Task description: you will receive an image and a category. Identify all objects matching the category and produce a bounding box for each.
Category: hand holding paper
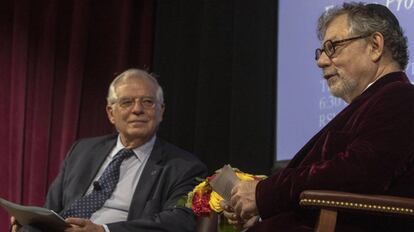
[230,180,259,220]
[182,165,265,231]
[208,165,260,219]
[209,165,262,230]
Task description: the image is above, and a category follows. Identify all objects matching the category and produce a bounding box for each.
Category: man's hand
[221,201,244,229]
[230,180,259,220]
[64,218,104,232]
[221,200,259,230]
[11,216,21,232]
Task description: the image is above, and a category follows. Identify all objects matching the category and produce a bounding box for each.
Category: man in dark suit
[223,3,414,232]
[13,69,207,232]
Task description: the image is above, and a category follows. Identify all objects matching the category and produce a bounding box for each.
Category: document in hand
[208,165,257,232]
[0,197,70,231]
[209,164,240,201]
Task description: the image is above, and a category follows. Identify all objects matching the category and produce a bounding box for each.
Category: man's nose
[131,100,144,113]
[316,51,331,68]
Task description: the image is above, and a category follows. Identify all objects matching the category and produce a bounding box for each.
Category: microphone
[93,181,102,191]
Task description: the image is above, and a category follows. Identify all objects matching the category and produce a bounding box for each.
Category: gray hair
[107,68,164,105]
[317,2,409,69]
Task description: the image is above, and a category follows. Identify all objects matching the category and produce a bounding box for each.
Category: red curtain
[0,0,154,229]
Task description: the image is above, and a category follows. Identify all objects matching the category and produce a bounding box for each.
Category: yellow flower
[209,191,224,213]
[193,180,211,194]
[235,172,255,181]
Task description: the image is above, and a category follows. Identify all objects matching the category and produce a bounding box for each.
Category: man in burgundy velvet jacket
[223,3,414,232]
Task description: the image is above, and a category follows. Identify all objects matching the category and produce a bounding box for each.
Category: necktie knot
[114,149,134,161]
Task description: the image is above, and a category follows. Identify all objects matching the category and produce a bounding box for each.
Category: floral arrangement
[184,167,266,217]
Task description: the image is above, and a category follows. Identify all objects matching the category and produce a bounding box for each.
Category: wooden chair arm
[300,190,414,216]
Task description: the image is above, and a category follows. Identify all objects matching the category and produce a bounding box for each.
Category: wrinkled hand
[221,201,244,229]
[230,180,259,220]
[11,217,21,232]
[64,218,104,232]
[221,200,259,230]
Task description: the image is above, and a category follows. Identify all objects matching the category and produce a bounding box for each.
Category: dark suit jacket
[250,72,414,232]
[25,135,207,232]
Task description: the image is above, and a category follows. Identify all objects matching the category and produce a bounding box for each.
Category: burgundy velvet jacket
[251,72,414,232]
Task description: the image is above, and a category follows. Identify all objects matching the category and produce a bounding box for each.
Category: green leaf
[176,196,188,207]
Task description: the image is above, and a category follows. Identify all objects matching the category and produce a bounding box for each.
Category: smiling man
[13,69,207,232]
[222,3,414,232]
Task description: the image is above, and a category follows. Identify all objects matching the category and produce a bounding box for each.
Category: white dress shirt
[87,135,155,230]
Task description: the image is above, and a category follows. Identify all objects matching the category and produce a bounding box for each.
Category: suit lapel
[78,136,117,196]
[128,138,164,219]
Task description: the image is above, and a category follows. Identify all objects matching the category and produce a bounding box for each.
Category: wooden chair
[299,190,414,232]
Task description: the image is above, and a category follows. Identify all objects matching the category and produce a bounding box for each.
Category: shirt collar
[111,135,156,162]
[362,74,387,93]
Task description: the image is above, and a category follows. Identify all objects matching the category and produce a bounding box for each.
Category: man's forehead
[323,14,350,41]
[116,80,156,94]
[117,77,156,88]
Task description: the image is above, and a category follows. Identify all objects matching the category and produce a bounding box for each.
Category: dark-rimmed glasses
[315,35,369,60]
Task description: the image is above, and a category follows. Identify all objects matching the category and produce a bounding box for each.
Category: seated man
[223,3,414,232]
[13,69,207,232]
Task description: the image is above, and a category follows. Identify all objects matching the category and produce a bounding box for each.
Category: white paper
[0,197,69,231]
[209,165,240,201]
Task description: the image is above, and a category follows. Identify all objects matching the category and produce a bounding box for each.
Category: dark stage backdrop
[0,0,276,229]
[153,0,276,174]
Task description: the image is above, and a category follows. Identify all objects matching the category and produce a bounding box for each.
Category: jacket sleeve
[44,141,79,212]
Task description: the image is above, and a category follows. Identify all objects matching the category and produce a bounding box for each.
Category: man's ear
[369,32,385,62]
[106,105,116,124]
[159,103,165,122]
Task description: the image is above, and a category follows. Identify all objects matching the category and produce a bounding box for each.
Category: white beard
[327,75,357,102]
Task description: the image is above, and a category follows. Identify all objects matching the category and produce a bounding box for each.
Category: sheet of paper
[209,164,240,201]
[0,197,69,231]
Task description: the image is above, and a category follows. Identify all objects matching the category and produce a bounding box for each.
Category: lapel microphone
[93,181,102,191]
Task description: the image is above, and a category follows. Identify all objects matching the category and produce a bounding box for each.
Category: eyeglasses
[115,97,157,109]
[315,35,369,60]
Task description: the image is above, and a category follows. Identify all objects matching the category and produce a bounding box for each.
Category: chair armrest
[299,190,414,217]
